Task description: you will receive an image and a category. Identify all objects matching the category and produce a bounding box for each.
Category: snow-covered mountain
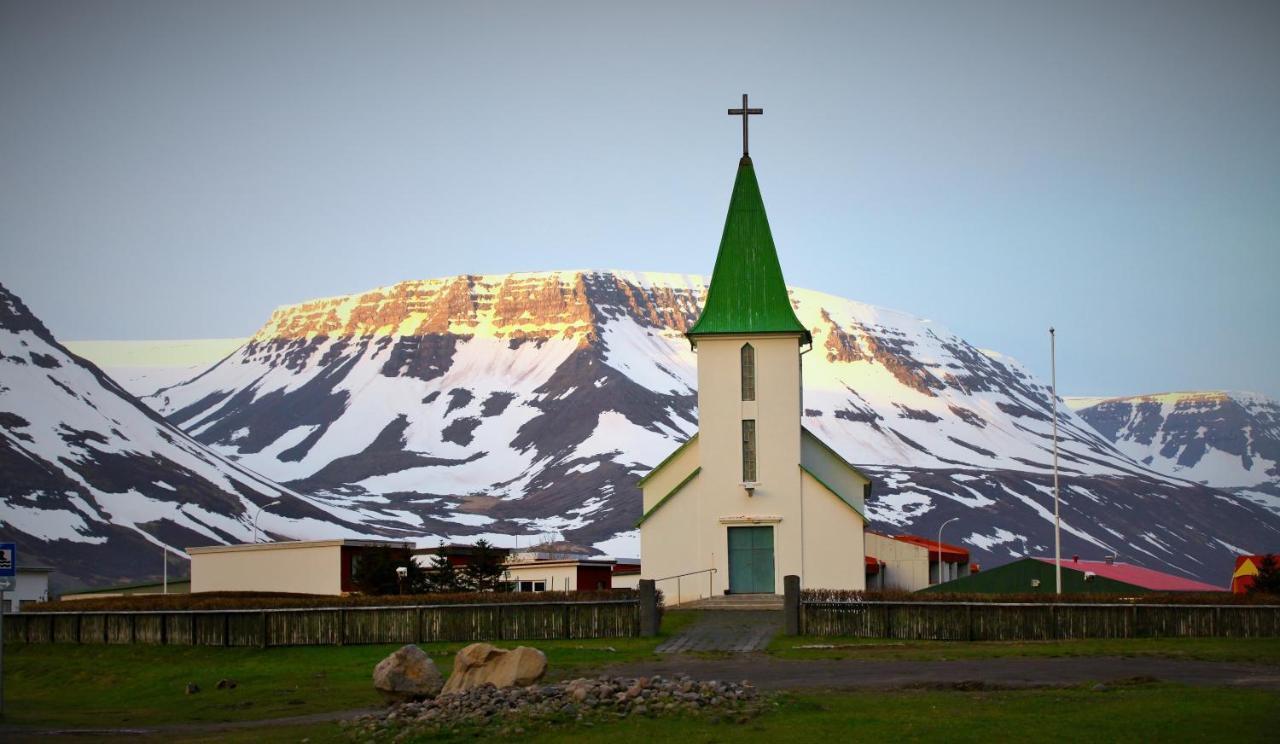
[0,284,395,590]
[1070,392,1280,516]
[137,270,1280,586]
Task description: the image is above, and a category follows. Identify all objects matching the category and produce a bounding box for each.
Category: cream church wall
[694,334,804,596]
[641,332,867,600]
[799,469,867,591]
[639,472,707,603]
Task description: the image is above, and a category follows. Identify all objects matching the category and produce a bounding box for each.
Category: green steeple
[687,156,811,345]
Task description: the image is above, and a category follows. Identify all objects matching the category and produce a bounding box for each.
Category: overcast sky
[2,1,1277,399]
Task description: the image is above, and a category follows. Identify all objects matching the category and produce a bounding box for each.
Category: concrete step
[678,594,784,611]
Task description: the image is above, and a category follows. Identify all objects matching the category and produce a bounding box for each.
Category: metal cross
[728,93,763,157]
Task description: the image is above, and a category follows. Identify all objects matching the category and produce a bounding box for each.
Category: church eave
[801,426,875,484]
[635,467,701,527]
[800,464,867,520]
[635,434,699,487]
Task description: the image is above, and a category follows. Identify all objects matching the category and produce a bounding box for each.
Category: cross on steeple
[728,93,763,157]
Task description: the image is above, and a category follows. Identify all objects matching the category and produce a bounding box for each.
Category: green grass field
[173,685,1280,744]
[2,614,1277,742]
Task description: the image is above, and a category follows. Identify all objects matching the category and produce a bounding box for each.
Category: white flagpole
[1051,327,1062,595]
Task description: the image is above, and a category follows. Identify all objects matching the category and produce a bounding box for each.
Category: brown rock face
[440,643,547,694]
[373,644,444,702]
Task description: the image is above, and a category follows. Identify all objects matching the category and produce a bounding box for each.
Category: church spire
[687,106,810,345]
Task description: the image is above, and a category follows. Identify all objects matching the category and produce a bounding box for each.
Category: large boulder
[373,644,444,703]
[440,643,547,694]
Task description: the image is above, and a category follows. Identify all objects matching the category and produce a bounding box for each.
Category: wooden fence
[799,601,1280,640]
[1,599,640,647]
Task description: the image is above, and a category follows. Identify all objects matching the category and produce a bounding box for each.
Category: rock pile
[345,673,764,738]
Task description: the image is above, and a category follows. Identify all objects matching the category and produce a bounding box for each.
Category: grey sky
[2,1,1277,398]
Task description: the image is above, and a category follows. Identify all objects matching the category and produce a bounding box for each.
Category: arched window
[740,343,756,401]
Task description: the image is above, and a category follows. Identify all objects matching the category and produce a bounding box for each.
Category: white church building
[639,110,871,603]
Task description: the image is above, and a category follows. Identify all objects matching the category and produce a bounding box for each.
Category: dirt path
[602,655,1280,691]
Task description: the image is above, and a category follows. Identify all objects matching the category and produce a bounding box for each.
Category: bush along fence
[3,598,645,647]
[783,578,1280,640]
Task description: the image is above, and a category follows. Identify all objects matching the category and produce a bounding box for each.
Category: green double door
[727,526,775,594]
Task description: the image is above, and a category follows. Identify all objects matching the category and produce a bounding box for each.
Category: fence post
[783,575,801,636]
[337,609,345,646]
[260,611,268,649]
[638,580,658,637]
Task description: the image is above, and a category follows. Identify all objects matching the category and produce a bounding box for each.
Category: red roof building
[1031,557,1222,593]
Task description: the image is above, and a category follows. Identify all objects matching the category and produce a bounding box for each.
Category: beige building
[638,149,870,604]
[865,531,971,591]
[502,557,616,593]
[189,539,414,595]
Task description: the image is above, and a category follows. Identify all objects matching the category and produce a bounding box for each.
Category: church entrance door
[727,526,775,594]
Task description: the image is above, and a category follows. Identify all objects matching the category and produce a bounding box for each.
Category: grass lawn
[0,610,696,729]
[504,685,1280,744]
[184,684,1280,743]
[768,635,1280,664]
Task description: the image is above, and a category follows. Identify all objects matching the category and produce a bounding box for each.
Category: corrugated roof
[892,534,970,561]
[687,156,810,344]
[1033,558,1223,592]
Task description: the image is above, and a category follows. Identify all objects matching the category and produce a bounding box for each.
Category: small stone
[1092,683,1108,692]
[216,678,237,690]
[185,682,200,695]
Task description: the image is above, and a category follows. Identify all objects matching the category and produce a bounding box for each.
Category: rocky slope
[138,270,1280,586]
[1070,392,1280,516]
[0,284,391,590]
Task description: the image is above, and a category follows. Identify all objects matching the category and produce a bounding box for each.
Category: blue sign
[0,544,15,577]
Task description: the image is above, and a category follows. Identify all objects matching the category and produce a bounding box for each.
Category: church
[638,98,871,602]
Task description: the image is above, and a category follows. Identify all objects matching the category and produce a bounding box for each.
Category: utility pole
[1050,327,1062,595]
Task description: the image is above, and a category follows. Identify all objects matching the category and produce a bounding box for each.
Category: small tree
[1248,553,1280,595]
[351,548,425,595]
[461,539,510,592]
[423,550,468,594]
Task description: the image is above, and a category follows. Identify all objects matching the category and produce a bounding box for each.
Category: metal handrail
[653,568,717,606]
[653,568,717,582]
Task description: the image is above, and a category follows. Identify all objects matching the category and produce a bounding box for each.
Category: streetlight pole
[1050,327,1062,595]
[252,500,281,544]
[937,517,959,585]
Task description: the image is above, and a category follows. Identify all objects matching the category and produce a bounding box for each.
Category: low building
[502,557,615,592]
[922,556,1224,595]
[2,566,53,611]
[189,539,414,595]
[412,543,512,569]
[61,578,191,601]
[612,559,641,590]
[864,532,971,591]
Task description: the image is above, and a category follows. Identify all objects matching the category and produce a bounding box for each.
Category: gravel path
[656,610,782,653]
[603,655,1280,691]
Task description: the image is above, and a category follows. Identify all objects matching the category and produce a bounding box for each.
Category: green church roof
[687,156,812,345]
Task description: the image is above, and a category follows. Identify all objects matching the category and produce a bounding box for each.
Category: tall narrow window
[741,419,757,482]
[740,343,756,401]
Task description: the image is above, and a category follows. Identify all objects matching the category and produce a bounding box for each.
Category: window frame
[740,343,756,401]
[741,418,757,482]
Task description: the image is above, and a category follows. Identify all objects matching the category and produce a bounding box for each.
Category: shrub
[28,589,639,613]
[800,588,1278,605]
